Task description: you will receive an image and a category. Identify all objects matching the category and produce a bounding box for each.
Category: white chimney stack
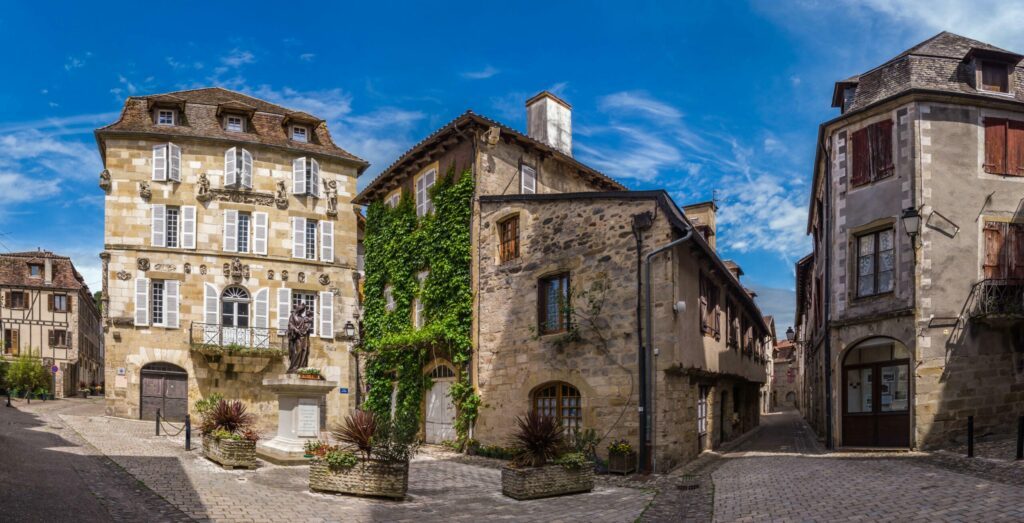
[526,91,572,156]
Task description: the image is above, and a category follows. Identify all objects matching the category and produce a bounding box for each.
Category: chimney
[682,201,718,250]
[44,257,53,285]
[526,91,572,156]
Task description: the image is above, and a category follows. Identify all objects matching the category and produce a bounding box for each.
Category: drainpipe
[641,224,693,473]
[820,133,835,450]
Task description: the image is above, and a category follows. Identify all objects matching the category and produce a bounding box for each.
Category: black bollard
[967,416,974,458]
[156,408,161,436]
[1016,416,1023,461]
[185,414,191,451]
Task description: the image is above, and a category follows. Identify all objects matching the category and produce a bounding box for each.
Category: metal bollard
[185,414,191,451]
[156,408,161,436]
[1016,416,1023,461]
[967,416,974,458]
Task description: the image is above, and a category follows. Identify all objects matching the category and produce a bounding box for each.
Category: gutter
[820,129,834,450]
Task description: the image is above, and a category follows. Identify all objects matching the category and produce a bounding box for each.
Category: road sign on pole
[51,365,59,374]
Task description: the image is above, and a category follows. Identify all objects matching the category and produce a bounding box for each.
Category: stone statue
[286,303,315,373]
[324,180,338,216]
[275,180,289,209]
[139,181,152,200]
[98,169,111,192]
[196,173,212,201]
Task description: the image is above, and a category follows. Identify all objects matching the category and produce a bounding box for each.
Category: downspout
[641,223,694,473]
[820,132,834,450]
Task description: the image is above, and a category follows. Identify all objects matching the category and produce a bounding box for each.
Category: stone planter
[78,391,89,399]
[608,451,637,475]
[309,459,409,500]
[203,434,257,469]
[299,374,322,380]
[501,463,594,500]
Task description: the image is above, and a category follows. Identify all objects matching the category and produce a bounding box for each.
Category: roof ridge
[134,87,301,116]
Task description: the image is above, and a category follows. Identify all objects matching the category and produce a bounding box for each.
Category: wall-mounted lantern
[901,207,922,241]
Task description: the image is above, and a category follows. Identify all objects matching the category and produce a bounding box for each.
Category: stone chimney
[526,91,572,156]
[682,201,718,251]
[44,257,53,285]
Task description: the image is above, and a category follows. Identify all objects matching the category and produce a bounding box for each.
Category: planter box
[608,451,637,475]
[501,463,594,500]
[203,434,257,469]
[309,459,409,500]
[299,374,322,380]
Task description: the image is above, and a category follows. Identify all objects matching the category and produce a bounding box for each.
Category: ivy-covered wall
[361,165,478,443]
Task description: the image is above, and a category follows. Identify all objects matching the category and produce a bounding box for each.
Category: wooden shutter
[292,157,306,195]
[134,278,150,326]
[204,283,218,325]
[310,159,320,197]
[241,149,253,189]
[984,118,1008,175]
[164,280,179,329]
[698,276,709,333]
[47,294,53,312]
[253,212,268,255]
[319,291,334,339]
[67,295,72,313]
[254,288,269,329]
[152,144,167,181]
[712,286,721,336]
[181,206,196,249]
[168,143,181,182]
[1008,120,1024,176]
[320,220,334,263]
[984,222,1008,279]
[292,217,306,258]
[850,128,871,187]
[223,210,238,252]
[151,204,166,247]
[224,147,237,186]
[277,287,292,332]
[871,120,894,180]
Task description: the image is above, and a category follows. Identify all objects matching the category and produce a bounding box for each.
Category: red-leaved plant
[509,410,565,468]
[201,399,254,435]
[333,410,377,460]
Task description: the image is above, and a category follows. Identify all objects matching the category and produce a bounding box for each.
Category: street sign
[339,388,349,394]
[51,365,59,374]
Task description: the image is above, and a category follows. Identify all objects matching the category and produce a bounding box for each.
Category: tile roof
[95,87,368,170]
[0,251,89,292]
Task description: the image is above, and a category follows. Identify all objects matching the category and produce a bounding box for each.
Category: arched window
[532,382,581,429]
[428,364,455,379]
[221,286,250,328]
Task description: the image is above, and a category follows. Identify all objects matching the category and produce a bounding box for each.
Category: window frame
[151,280,165,327]
[538,272,571,335]
[855,227,896,298]
[49,329,69,348]
[697,385,710,435]
[225,115,245,132]
[850,119,894,188]
[156,109,176,126]
[292,125,308,143]
[520,163,537,194]
[531,382,582,430]
[385,191,401,209]
[7,291,27,309]
[980,61,1010,94]
[52,294,69,313]
[165,206,180,249]
[305,219,318,260]
[497,215,520,263]
[415,168,437,217]
[237,212,251,254]
[28,264,42,278]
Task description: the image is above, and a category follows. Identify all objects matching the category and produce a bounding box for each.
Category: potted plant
[199,398,260,469]
[297,368,322,380]
[501,411,594,500]
[607,439,637,475]
[304,439,325,458]
[78,381,90,398]
[308,410,418,499]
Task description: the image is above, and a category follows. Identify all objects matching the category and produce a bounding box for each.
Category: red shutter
[984,118,1008,175]
[47,295,53,312]
[1008,120,1024,176]
[871,120,894,180]
[67,295,72,314]
[984,222,1008,279]
[850,128,871,187]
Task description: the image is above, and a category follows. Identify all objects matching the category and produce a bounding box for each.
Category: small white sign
[296,400,319,438]
[117,367,126,376]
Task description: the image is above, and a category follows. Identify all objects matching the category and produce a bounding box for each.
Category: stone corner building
[356,91,770,471]
[798,31,1024,450]
[97,88,364,427]
[0,250,103,397]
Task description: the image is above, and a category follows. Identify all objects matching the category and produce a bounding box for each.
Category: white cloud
[461,65,500,80]
[299,53,316,62]
[847,0,1024,51]
[64,52,91,71]
[598,91,683,123]
[0,172,60,203]
[110,74,154,100]
[248,86,354,121]
[221,48,255,68]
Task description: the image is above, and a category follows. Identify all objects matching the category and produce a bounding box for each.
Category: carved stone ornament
[116,270,131,281]
[200,264,208,275]
[281,270,289,281]
[267,269,275,280]
[297,272,306,283]
[324,180,338,217]
[225,257,249,282]
[275,180,289,209]
[184,262,192,274]
[139,181,152,200]
[318,273,331,286]
[137,258,150,271]
[154,263,176,272]
[98,169,111,192]
[196,173,213,202]
[210,188,275,207]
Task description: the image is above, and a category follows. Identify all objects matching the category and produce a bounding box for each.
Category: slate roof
[0,251,89,292]
[834,32,1024,114]
[96,87,368,170]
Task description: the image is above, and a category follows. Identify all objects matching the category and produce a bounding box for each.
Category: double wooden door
[842,359,910,447]
[140,364,188,421]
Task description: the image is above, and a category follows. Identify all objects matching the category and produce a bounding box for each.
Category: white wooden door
[425,379,455,443]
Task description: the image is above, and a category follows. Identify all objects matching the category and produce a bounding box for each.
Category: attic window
[29,264,42,278]
[981,61,1009,93]
[292,125,308,143]
[225,115,245,132]
[157,109,176,126]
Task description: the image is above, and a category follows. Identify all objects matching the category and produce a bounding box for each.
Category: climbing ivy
[361,165,477,445]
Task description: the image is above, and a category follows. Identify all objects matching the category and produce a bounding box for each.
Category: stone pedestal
[256,375,337,465]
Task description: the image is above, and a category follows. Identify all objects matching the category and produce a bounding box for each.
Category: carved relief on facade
[267,269,275,280]
[200,264,208,275]
[224,257,249,282]
[99,169,111,192]
[324,180,338,216]
[116,270,131,281]
[184,262,192,274]
[281,270,289,281]
[196,173,213,202]
[153,263,176,272]
[275,180,289,209]
[318,273,331,286]
[137,258,150,271]
[139,182,152,200]
[297,272,306,283]
[210,188,276,207]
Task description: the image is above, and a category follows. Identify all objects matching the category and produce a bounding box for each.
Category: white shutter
[168,143,181,182]
[253,212,268,255]
[521,164,536,194]
[164,280,179,329]
[310,159,320,197]
[224,147,237,186]
[292,217,306,258]
[223,210,238,252]
[134,278,150,326]
[151,204,166,247]
[320,220,334,263]
[319,291,334,339]
[241,149,253,189]
[181,206,196,249]
[204,283,219,325]
[426,169,436,214]
[416,175,426,216]
[293,157,306,195]
[254,288,269,329]
[277,287,292,332]
[152,144,167,181]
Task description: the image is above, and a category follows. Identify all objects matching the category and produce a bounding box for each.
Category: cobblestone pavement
[0,397,191,522]
[59,407,654,522]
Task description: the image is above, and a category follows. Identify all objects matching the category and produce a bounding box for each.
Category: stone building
[355,92,769,471]
[771,339,798,410]
[0,250,103,397]
[96,88,364,427]
[799,32,1024,449]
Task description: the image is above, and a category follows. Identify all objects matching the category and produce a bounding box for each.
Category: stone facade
[500,464,594,500]
[308,460,409,499]
[98,88,363,432]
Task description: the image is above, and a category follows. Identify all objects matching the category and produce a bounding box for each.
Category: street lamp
[785,326,795,342]
[343,320,356,340]
[901,207,922,241]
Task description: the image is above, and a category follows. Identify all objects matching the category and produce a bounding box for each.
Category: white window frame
[237,212,251,254]
[521,163,537,194]
[157,109,175,126]
[292,125,308,143]
[385,191,401,209]
[415,168,436,217]
[225,115,245,132]
[384,285,395,311]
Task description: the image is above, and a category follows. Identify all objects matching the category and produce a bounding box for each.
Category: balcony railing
[188,322,281,351]
[965,279,1024,322]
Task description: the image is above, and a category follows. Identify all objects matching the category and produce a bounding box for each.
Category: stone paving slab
[61,413,654,522]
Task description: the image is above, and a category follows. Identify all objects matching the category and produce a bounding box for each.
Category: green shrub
[5,356,49,396]
[554,451,590,470]
[193,393,224,416]
[323,449,359,470]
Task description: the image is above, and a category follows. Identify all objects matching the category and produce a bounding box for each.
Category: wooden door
[842,360,910,447]
[140,364,188,421]
[425,379,455,443]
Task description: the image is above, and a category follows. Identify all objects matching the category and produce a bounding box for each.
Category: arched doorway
[842,337,911,447]
[221,286,250,346]
[424,364,456,443]
[140,362,188,421]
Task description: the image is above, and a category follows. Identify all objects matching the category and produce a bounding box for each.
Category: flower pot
[309,459,409,500]
[299,374,322,380]
[78,391,88,399]
[608,451,637,475]
[501,463,594,500]
[202,434,257,469]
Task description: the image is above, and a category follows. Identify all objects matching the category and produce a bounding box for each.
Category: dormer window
[157,109,176,126]
[292,125,308,143]
[29,264,42,278]
[225,115,245,132]
[981,61,1009,93]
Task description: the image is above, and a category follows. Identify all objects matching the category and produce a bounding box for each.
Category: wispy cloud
[64,52,92,71]
[461,65,500,80]
[847,0,1024,51]
[751,285,797,331]
[110,74,155,100]
[221,48,255,68]
[299,53,316,62]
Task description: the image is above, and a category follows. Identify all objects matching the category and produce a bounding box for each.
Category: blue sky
[2,0,1021,330]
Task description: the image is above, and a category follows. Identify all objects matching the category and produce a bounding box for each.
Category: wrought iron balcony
[188,322,282,352]
[965,279,1024,323]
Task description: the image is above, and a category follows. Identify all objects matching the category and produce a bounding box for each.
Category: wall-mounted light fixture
[901,207,922,241]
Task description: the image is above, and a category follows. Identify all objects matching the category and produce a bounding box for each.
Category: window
[384,285,396,311]
[498,215,520,263]
[224,147,253,188]
[291,157,321,197]
[29,264,42,278]
[983,118,1024,176]
[726,300,739,349]
[850,120,894,187]
[856,228,895,297]
[538,273,570,334]
[151,280,165,326]
[981,61,1009,93]
[292,125,308,143]
[306,219,318,260]
[165,206,180,248]
[151,143,181,182]
[699,274,721,339]
[48,329,69,348]
[157,109,175,126]
[983,221,1024,278]
[291,217,327,260]
[385,191,401,209]
[697,385,710,435]
[413,271,428,328]
[3,329,17,356]
[5,291,27,309]
[225,115,245,132]
[292,291,316,335]
[221,286,250,328]
[153,205,194,249]
[521,164,537,194]
[416,168,436,217]
[532,382,581,430]
[237,212,251,254]
[51,294,69,313]
[140,278,179,328]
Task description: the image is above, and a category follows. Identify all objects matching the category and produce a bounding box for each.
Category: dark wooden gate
[140,363,188,421]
